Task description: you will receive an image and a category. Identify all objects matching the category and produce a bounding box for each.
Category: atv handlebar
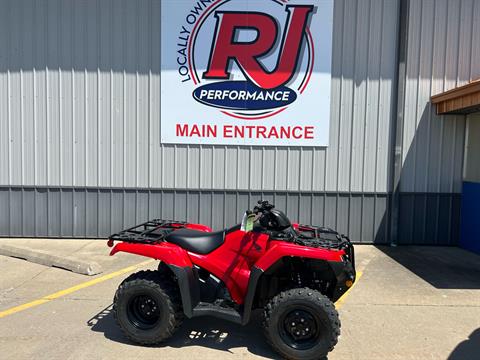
[253,200,275,215]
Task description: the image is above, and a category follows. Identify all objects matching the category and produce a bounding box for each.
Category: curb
[0,244,103,276]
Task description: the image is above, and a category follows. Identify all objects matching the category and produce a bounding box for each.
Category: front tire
[263,288,340,360]
[113,270,183,345]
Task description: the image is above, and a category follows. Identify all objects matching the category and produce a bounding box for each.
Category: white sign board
[161,0,333,146]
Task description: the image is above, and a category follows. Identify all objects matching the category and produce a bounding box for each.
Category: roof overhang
[431,79,480,115]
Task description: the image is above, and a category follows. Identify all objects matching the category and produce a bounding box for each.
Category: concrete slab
[333,304,480,360]
[0,240,148,311]
[0,243,102,275]
[0,243,479,360]
[0,238,145,273]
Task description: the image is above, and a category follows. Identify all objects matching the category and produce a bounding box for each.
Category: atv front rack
[295,225,348,248]
[294,224,355,268]
[108,219,187,244]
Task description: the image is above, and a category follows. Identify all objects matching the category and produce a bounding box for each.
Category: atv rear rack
[108,219,187,244]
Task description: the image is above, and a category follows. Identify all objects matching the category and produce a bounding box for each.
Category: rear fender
[110,242,193,268]
[185,223,212,232]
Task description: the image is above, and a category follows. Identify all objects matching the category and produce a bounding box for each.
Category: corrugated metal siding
[0,187,390,243]
[0,0,471,245]
[0,186,461,245]
[328,0,398,193]
[400,0,480,193]
[0,0,399,194]
[394,0,480,246]
[398,193,461,245]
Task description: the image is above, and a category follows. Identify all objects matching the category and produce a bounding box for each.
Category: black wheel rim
[279,307,322,350]
[127,294,161,330]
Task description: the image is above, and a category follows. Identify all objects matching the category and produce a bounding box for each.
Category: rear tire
[113,270,183,345]
[263,288,340,360]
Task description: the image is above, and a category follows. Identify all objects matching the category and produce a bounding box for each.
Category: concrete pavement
[0,240,479,360]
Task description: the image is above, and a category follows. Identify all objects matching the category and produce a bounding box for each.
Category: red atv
[108,200,355,360]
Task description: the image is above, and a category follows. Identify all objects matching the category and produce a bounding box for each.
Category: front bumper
[329,243,356,302]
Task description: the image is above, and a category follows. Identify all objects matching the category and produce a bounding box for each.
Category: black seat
[165,229,225,254]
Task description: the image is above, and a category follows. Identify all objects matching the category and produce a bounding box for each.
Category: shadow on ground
[87,305,279,359]
[377,246,480,289]
[448,328,480,360]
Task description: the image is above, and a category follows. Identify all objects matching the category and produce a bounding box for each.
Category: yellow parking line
[1,260,359,318]
[0,259,155,319]
[335,271,363,309]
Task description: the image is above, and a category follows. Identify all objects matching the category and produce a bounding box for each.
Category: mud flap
[167,264,200,318]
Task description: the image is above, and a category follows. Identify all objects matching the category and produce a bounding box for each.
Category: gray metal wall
[0,188,390,242]
[401,0,479,193]
[0,0,472,244]
[0,0,398,193]
[396,0,480,245]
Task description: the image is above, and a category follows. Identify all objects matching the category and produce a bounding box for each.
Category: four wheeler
[108,200,355,360]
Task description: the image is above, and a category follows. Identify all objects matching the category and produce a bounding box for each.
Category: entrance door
[460,114,480,254]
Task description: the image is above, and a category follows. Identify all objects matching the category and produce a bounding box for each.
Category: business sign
[161,0,333,146]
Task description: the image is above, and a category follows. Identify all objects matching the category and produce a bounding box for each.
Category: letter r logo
[203,5,314,90]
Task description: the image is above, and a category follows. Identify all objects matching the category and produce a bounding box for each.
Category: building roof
[431,79,480,115]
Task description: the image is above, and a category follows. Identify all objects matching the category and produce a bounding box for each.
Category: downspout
[389,0,410,246]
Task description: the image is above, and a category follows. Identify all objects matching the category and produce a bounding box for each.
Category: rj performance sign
[161,0,333,146]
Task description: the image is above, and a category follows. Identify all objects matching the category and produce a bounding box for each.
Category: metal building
[0,0,478,245]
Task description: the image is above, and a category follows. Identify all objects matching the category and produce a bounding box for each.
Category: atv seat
[165,229,225,254]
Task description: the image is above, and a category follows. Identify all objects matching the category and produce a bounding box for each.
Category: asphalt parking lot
[0,240,479,360]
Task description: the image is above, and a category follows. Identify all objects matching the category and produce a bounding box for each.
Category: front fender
[254,241,345,271]
[110,242,193,268]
